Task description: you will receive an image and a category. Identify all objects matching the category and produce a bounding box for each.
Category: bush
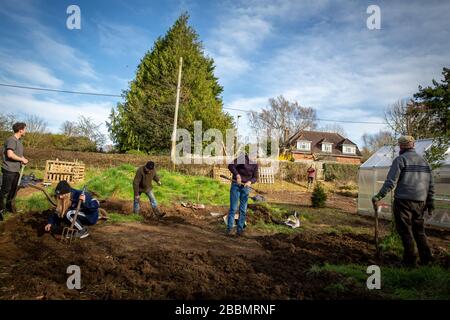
[311,182,327,208]
[323,163,359,182]
[281,162,310,183]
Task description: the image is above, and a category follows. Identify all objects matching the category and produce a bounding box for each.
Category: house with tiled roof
[285,130,362,164]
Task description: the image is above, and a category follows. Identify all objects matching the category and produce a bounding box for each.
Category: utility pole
[171,57,183,170]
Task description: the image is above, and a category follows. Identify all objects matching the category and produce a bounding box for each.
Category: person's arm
[153,170,161,185]
[228,159,241,183]
[45,212,59,231]
[82,192,100,211]
[133,168,142,197]
[426,168,435,214]
[5,140,28,164]
[249,164,258,184]
[374,156,404,200]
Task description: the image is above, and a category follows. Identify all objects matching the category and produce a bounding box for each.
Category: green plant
[311,182,327,208]
[323,163,359,182]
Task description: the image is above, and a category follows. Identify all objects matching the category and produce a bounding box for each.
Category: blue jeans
[227,182,250,234]
[134,190,158,214]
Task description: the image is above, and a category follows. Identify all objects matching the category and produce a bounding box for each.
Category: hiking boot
[419,256,434,266]
[236,230,245,237]
[74,227,90,239]
[153,207,166,219]
[225,229,234,237]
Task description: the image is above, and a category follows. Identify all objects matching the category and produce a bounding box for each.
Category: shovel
[10,164,25,213]
[61,186,86,244]
[372,201,381,258]
[219,175,267,202]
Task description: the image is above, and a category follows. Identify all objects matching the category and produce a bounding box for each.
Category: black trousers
[0,168,20,212]
[393,198,432,265]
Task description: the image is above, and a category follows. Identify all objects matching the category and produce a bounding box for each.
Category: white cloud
[0,54,63,88]
[31,31,98,80]
[220,0,450,146]
[0,93,113,137]
[205,13,272,82]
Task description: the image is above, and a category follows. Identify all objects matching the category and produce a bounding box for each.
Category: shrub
[311,182,327,208]
[323,163,359,182]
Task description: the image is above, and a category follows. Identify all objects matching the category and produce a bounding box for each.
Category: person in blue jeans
[133,161,165,218]
[226,152,258,236]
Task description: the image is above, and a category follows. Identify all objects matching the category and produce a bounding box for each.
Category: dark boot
[153,207,165,218]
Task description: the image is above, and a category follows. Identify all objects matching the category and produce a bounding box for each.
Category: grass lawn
[310,263,450,299]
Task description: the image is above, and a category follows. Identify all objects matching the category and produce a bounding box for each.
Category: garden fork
[61,186,86,244]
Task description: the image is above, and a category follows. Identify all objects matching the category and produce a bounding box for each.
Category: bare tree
[60,120,79,137]
[361,130,395,161]
[23,114,48,147]
[249,95,317,145]
[0,113,17,132]
[385,98,427,136]
[76,116,107,150]
[318,123,347,136]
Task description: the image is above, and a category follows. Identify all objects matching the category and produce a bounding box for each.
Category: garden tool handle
[219,175,266,194]
[69,187,86,229]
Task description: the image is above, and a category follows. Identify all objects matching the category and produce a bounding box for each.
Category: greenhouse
[358,139,450,229]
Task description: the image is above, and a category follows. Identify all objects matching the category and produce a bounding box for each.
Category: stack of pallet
[44,159,85,185]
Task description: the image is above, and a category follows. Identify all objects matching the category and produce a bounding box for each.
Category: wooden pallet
[44,159,85,184]
[259,167,275,184]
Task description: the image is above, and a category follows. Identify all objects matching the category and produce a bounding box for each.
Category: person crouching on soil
[226,152,258,236]
[133,161,165,218]
[44,180,99,239]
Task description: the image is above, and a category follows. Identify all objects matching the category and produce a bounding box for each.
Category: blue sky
[0,0,449,147]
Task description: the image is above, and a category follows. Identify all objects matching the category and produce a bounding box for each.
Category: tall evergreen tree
[108,13,233,152]
[412,67,450,168]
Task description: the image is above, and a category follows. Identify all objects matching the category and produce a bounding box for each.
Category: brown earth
[0,194,449,300]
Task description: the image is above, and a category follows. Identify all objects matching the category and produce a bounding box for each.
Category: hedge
[323,163,359,182]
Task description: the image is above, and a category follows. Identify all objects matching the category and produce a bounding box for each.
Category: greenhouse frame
[358,139,450,229]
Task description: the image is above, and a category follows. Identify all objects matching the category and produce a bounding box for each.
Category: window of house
[343,145,356,154]
[296,140,311,151]
[322,143,332,153]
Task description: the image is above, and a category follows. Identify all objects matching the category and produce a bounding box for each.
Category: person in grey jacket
[372,135,434,267]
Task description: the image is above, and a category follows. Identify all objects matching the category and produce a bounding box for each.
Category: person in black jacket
[44,181,99,239]
[226,152,258,236]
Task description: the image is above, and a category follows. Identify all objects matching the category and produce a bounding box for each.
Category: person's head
[12,122,26,137]
[398,135,415,151]
[144,161,155,173]
[54,180,72,217]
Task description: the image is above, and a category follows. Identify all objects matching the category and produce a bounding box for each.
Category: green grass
[107,212,144,223]
[16,191,52,213]
[379,232,404,257]
[311,263,450,299]
[85,164,230,205]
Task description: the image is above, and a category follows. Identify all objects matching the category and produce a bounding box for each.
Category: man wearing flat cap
[372,135,434,267]
[133,161,165,218]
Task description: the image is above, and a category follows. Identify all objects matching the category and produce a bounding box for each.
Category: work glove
[244,181,252,188]
[157,181,162,186]
[371,194,382,211]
